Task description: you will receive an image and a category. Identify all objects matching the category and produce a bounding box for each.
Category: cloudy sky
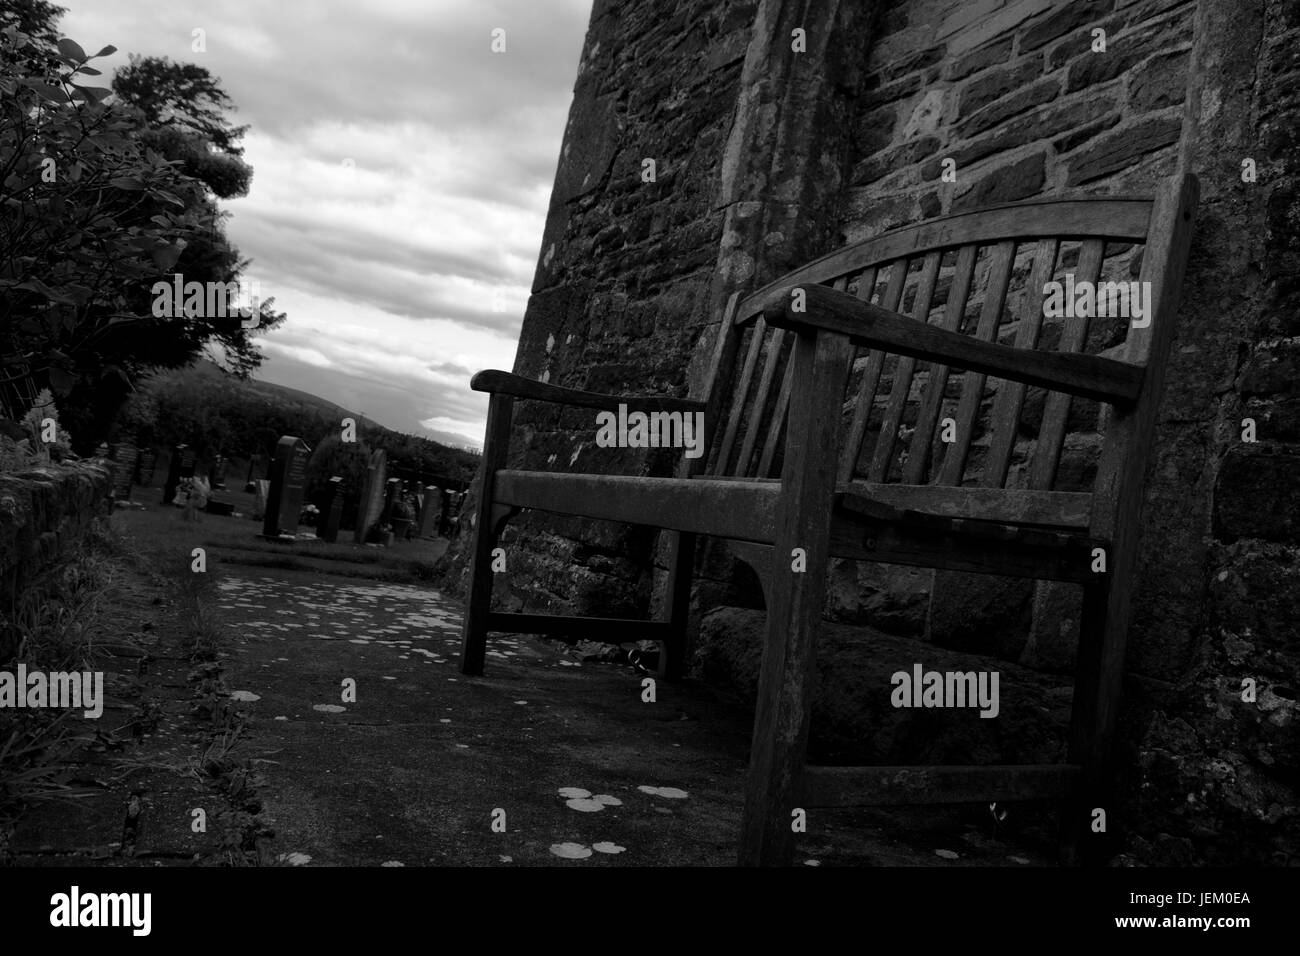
[56,0,593,448]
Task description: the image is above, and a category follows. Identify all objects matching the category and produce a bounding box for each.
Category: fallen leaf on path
[637,786,688,799]
[312,704,346,713]
[549,843,592,859]
[229,691,260,702]
[566,798,605,812]
[934,849,959,860]
[592,842,626,854]
[557,787,591,799]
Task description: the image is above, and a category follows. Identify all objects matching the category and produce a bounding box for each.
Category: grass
[124,482,448,585]
[0,519,128,846]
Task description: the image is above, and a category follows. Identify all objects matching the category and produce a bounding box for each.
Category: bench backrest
[695,175,1198,538]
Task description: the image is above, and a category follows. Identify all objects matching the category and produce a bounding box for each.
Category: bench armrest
[470,369,705,414]
[756,283,1144,405]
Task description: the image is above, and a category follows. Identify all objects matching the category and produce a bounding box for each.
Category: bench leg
[737,331,854,867]
[458,503,508,675]
[459,393,514,677]
[1061,576,1119,865]
[659,531,695,680]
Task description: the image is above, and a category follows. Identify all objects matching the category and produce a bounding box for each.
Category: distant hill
[188,360,383,432]
[119,360,480,489]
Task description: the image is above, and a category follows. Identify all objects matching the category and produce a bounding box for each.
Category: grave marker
[417,485,441,538]
[262,436,311,538]
[321,476,344,543]
[163,444,196,505]
[111,444,138,499]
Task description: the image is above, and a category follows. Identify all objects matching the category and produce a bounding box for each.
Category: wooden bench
[459,174,1199,866]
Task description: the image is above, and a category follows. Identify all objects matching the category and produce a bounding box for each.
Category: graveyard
[1,441,1058,867]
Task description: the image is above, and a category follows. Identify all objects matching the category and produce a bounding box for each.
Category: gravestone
[252,479,270,519]
[417,485,441,538]
[111,444,138,498]
[353,450,388,543]
[320,476,344,543]
[210,455,227,490]
[262,436,311,538]
[137,448,157,487]
[438,488,454,536]
[163,444,196,505]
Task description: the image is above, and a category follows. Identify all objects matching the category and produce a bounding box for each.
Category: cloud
[57,0,593,448]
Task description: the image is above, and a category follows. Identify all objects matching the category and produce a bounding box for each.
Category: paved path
[212,567,761,866]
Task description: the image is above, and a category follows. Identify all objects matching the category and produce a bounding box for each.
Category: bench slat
[716,317,767,473]
[842,480,1091,528]
[869,251,942,482]
[982,238,1060,487]
[470,369,704,414]
[904,244,978,484]
[1030,239,1105,490]
[735,199,1152,324]
[800,764,1083,806]
[938,240,1016,485]
[761,282,1144,405]
[837,262,899,482]
[492,471,779,543]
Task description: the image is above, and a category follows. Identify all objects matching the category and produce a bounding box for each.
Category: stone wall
[0,461,114,661]
[439,0,1300,863]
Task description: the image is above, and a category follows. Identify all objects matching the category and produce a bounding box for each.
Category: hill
[117,360,480,489]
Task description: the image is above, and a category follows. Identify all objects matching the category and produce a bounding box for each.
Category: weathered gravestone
[320,476,344,543]
[262,436,311,538]
[137,448,157,487]
[352,449,388,544]
[111,444,138,499]
[162,444,196,505]
[417,485,441,538]
[438,488,454,537]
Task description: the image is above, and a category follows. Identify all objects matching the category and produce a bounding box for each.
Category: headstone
[111,444,138,498]
[210,455,227,490]
[438,488,454,536]
[137,448,157,487]
[262,436,311,537]
[252,479,270,519]
[353,450,388,543]
[320,476,344,543]
[163,444,196,505]
[381,477,401,523]
[417,485,441,538]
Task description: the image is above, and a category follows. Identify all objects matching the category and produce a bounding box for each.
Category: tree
[0,15,285,451]
[113,55,249,158]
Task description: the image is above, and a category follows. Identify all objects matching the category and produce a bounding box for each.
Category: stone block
[957,77,1061,137]
[1129,48,1192,113]
[1214,446,1300,544]
[952,151,1046,210]
[927,569,1034,662]
[958,59,1043,116]
[1065,114,1181,184]
[949,35,1014,80]
[1020,0,1117,52]
[947,0,1056,55]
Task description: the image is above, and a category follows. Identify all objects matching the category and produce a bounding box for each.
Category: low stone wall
[0,461,114,661]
